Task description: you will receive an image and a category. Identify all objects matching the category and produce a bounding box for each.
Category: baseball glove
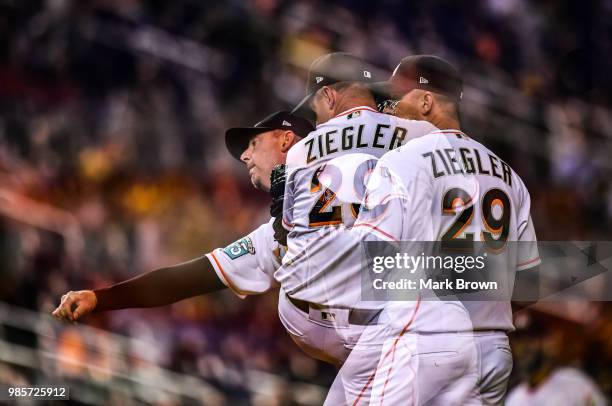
[270,164,288,245]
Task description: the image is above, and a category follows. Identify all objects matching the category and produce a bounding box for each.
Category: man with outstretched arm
[52,111,313,321]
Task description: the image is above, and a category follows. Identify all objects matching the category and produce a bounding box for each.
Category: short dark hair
[329,81,372,99]
[329,81,352,92]
[435,92,460,120]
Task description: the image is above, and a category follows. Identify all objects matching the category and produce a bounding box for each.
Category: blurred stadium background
[0,0,610,404]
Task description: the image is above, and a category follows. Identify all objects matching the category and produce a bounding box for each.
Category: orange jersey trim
[517,256,540,268]
[353,222,398,241]
[429,129,470,139]
[353,297,422,405]
[209,251,248,296]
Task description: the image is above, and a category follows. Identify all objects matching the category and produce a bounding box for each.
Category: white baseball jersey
[278,106,438,307]
[206,218,281,297]
[506,368,607,406]
[207,219,367,367]
[358,129,540,331]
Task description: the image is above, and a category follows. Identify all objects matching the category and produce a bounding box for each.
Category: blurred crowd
[0,0,611,404]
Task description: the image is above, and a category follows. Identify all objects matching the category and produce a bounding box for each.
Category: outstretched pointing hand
[52,290,97,323]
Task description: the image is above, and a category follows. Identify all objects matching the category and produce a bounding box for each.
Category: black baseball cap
[225,110,314,161]
[372,55,463,101]
[292,52,378,115]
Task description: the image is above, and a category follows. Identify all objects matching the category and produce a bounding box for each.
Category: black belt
[286,294,381,326]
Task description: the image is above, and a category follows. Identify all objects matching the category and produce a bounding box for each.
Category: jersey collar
[333,105,378,118]
[315,106,379,128]
[429,129,470,139]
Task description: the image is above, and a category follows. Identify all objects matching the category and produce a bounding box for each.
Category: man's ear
[421,92,434,116]
[321,86,336,110]
[280,130,297,152]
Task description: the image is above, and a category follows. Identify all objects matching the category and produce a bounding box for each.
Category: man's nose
[240,149,250,163]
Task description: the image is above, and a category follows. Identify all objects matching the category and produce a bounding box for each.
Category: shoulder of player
[505,383,529,402]
[285,107,379,166]
[217,220,275,261]
[304,106,382,133]
[329,105,380,123]
[378,137,429,173]
[387,129,436,155]
[286,128,316,168]
[391,116,438,136]
[358,110,438,138]
[379,127,478,174]
[551,367,599,388]
[247,218,277,240]
[249,218,281,251]
[285,107,370,154]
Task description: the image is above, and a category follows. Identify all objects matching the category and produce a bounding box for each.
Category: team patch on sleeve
[222,237,256,259]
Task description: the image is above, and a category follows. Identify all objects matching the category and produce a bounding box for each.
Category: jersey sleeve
[205,219,281,298]
[355,151,434,242]
[354,157,407,241]
[516,179,540,271]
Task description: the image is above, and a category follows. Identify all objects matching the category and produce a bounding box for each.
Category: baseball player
[272,52,449,365]
[506,325,606,406]
[352,55,541,404]
[52,108,388,370]
[506,367,607,406]
[52,110,312,327]
[276,53,483,405]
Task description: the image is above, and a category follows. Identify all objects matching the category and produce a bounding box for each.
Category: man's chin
[251,177,270,192]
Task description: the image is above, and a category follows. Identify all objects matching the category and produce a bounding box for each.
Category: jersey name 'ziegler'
[422,147,513,187]
[305,123,407,164]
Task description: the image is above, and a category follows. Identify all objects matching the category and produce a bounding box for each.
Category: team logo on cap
[315,76,324,84]
[419,76,429,84]
[282,120,292,126]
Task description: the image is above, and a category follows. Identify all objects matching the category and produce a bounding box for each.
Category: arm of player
[54,218,282,322]
[511,264,540,312]
[354,154,432,242]
[511,185,541,312]
[52,256,226,322]
[206,219,281,296]
[353,160,404,242]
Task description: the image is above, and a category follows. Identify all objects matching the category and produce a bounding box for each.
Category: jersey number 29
[441,187,511,251]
